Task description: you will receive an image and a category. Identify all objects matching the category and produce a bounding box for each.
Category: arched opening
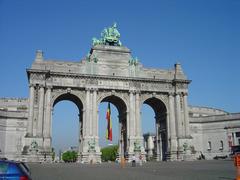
[141,104,155,160]
[142,97,167,161]
[52,93,83,161]
[98,95,127,160]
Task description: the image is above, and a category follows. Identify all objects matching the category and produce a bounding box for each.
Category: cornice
[49,71,174,84]
[173,79,191,84]
[26,69,50,80]
[91,45,131,53]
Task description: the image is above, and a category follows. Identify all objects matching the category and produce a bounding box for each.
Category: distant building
[189,106,240,159]
[143,106,240,160]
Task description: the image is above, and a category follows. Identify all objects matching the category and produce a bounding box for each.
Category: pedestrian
[139,155,143,166]
[132,155,136,167]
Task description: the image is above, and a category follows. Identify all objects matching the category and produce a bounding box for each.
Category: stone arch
[51,91,84,158]
[97,91,129,113]
[141,95,168,161]
[51,91,84,110]
[141,94,169,113]
[97,92,128,159]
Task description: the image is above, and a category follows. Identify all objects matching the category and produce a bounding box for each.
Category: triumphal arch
[24,23,191,163]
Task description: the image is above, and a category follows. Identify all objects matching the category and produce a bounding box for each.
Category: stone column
[89,90,93,136]
[43,86,52,150]
[132,93,136,137]
[135,91,141,137]
[37,85,45,137]
[169,93,177,152]
[183,93,190,137]
[43,86,52,138]
[85,88,90,137]
[79,113,83,153]
[92,89,97,137]
[82,109,86,137]
[128,90,136,155]
[129,91,134,137]
[118,119,122,157]
[96,109,99,140]
[175,93,182,138]
[49,107,53,139]
[155,121,161,161]
[27,84,35,136]
[126,111,130,149]
[233,132,237,146]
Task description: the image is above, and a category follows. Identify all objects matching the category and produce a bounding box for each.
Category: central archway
[52,93,84,160]
[98,95,128,160]
[142,97,167,161]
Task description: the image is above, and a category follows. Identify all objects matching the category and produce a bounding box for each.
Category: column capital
[175,92,181,96]
[182,92,188,96]
[88,87,98,92]
[135,90,141,94]
[168,92,175,96]
[85,87,91,91]
[129,90,136,94]
[92,87,98,91]
[39,84,45,88]
[29,83,35,88]
[46,85,52,89]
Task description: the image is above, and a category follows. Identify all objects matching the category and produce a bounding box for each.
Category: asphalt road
[28,160,235,180]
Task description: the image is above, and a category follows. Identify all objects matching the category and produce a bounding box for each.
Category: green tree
[51,148,55,161]
[101,145,118,162]
[62,151,78,163]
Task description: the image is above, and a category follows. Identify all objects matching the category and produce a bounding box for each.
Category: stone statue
[88,139,96,152]
[85,53,98,63]
[134,141,141,152]
[129,57,139,66]
[92,38,101,46]
[86,53,91,62]
[28,140,38,154]
[30,141,38,150]
[92,23,122,46]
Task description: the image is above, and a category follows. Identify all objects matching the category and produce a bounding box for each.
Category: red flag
[106,103,112,141]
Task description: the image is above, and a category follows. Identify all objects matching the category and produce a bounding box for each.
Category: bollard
[237,168,240,180]
[120,157,125,168]
[234,154,240,180]
[132,160,136,167]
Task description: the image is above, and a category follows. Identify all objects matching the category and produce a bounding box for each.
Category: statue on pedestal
[92,23,122,46]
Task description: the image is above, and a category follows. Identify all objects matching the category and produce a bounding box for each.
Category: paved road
[28,160,235,180]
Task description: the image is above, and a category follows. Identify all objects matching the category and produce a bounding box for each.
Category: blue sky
[0,0,239,152]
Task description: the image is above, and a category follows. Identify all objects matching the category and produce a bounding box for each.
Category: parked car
[0,160,32,180]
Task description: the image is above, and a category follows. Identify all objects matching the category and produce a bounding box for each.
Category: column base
[78,152,101,164]
[79,136,102,164]
[127,136,146,162]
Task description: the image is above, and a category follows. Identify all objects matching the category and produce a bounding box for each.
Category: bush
[101,145,118,162]
[62,151,78,163]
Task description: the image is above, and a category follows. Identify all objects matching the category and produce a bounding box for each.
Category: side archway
[51,92,84,159]
[142,97,168,161]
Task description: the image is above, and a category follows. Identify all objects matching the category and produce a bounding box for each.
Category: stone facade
[0,98,28,160]
[0,41,239,163]
[0,43,194,163]
[189,106,240,159]
[143,106,240,160]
